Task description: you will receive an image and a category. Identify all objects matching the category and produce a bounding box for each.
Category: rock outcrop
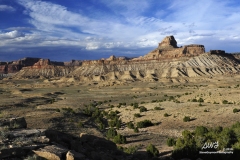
[0,57,41,74]
[142,36,205,60]
[209,50,226,55]
[0,117,137,160]
[158,35,178,49]
[2,35,240,82]
[0,62,7,74]
[0,117,27,129]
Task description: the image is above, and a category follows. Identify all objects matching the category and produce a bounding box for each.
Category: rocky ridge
[1,117,151,160]
[1,36,240,82]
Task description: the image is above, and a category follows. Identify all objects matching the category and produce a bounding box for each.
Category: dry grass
[1,75,240,153]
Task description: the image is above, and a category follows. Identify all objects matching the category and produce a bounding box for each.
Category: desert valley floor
[1,75,240,157]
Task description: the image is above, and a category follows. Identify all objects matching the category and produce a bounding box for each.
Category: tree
[113,134,126,144]
[106,127,117,139]
[146,144,159,157]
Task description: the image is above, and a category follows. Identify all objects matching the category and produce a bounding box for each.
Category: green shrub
[113,134,126,144]
[167,137,176,146]
[168,96,175,101]
[92,108,101,118]
[95,116,103,124]
[78,122,84,128]
[83,106,95,116]
[98,122,105,130]
[108,117,121,129]
[115,110,120,114]
[194,126,208,136]
[170,122,240,159]
[106,127,117,139]
[136,120,153,128]
[127,122,134,129]
[134,127,139,133]
[139,106,147,112]
[123,145,138,154]
[198,98,204,103]
[146,144,159,157]
[133,103,139,109]
[56,108,60,112]
[214,126,223,134]
[204,109,208,112]
[164,113,170,117]
[154,106,163,110]
[107,111,119,119]
[62,107,75,115]
[49,99,55,104]
[134,113,141,118]
[183,116,191,122]
[233,108,239,113]
[110,105,114,108]
[97,101,103,105]
[222,100,228,104]
[192,99,198,102]
[102,110,108,116]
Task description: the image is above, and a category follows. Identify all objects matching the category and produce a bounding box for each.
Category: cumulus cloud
[0,0,239,61]
[86,43,99,50]
[0,5,15,12]
[0,30,25,39]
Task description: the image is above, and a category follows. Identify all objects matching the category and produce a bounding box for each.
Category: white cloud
[86,43,99,50]
[0,5,15,12]
[101,0,150,17]
[2,0,238,57]
[0,30,25,39]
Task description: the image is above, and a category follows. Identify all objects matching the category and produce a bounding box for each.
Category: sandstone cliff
[0,57,41,74]
[4,36,240,82]
[141,36,205,60]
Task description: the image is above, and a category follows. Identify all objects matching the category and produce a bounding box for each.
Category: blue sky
[0,0,240,61]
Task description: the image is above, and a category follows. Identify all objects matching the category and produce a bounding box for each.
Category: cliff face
[142,36,205,60]
[0,58,41,74]
[3,36,240,81]
[158,35,178,49]
[0,62,7,74]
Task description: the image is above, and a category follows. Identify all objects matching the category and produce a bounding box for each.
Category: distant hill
[1,36,240,82]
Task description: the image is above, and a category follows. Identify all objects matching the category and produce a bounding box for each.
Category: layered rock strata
[1,36,240,82]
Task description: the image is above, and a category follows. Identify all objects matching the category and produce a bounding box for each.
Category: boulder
[92,138,117,151]
[45,130,74,147]
[0,147,28,159]
[0,117,27,129]
[66,150,85,160]
[9,117,27,129]
[8,129,46,138]
[33,145,68,160]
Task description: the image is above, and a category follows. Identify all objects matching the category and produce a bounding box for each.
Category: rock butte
[0,36,240,82]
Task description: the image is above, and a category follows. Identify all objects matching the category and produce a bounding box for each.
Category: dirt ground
[1,75,240,156]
